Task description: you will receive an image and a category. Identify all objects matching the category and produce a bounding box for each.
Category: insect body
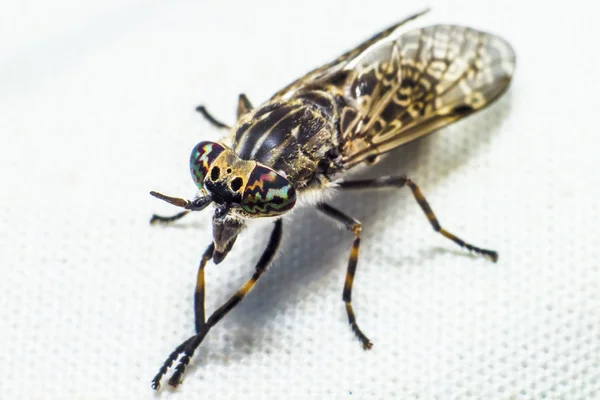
[150,9,515,389]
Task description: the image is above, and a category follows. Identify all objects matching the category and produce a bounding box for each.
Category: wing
[271,17,515,170]
[338,24,515,168]
[270,9,430,100]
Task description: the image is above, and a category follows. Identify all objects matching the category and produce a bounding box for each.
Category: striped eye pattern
[241,165,296,217]
[189,141,225,189]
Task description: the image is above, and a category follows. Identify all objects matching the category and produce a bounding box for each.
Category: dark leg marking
[150,210,190,225]
[151,336,195,390]
[316,203,373,350]
[338,176,498,262]
[195,105,230,130]
[151,219,283,390]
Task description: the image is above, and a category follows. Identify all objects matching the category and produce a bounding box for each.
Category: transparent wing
[337,24,516,168]
[270,15,515,169]
[270,9,430,100]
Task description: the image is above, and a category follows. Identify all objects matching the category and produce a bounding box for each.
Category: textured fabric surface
[1,1,598,399]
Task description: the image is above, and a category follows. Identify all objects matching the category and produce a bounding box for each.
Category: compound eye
[190,141,226,189]
[241,165,296,217]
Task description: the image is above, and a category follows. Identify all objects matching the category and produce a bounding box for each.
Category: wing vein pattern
[271,20,515,170]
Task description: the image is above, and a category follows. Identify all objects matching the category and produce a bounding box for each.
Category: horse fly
[149,9,515,389]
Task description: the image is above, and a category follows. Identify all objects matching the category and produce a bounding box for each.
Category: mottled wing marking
[271,9,430,100]
[340,25,515,167]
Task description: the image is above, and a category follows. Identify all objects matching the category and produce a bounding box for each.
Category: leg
[150,210,190,225]
[195,105,230,130]
[237,93,253,118]
[316,203,372,350]
[194,243,214,332]
[150,241,215,390]
[337,176,498,262]
[151,219,283,390]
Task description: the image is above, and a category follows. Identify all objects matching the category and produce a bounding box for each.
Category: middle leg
[317,203,373,350]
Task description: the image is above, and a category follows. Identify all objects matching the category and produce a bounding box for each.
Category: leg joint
[387,175,408,187]
[350,222,362,237]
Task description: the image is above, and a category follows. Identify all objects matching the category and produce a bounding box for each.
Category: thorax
[227,91,346,190]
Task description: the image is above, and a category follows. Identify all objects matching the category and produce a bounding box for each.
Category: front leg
[151,219,283,389]
[150,210,190,225]
[194,243,215,332]
[151,241,214,390]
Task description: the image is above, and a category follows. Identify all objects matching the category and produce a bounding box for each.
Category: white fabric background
[1,1,598,399]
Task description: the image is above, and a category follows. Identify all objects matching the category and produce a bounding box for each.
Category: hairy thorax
[228,90,346,190]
